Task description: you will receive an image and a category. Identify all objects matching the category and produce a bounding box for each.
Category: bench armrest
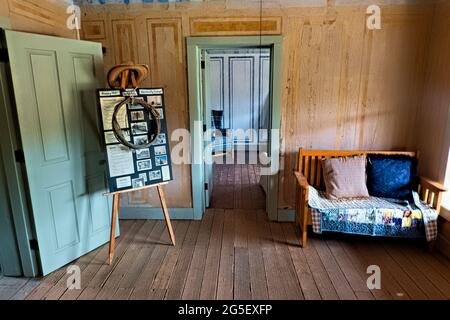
[294,171,310,247]
[294,171,310,190]
[419,177,447,193]
[419,177,447,213]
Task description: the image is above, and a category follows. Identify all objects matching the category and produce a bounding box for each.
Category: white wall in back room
[206,48,271,149]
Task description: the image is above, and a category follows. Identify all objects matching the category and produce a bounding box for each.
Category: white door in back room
[206,48,271,151]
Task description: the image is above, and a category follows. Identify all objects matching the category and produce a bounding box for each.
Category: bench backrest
[298,148,417,190]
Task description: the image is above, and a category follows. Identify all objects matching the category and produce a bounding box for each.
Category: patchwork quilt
[308,187,438,241]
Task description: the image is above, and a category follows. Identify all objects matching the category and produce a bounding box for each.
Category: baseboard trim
[277,209,295,222]
[440,206,450,221]
[436,234,450,259]
[119,207,196,220]
[119,206,295,223]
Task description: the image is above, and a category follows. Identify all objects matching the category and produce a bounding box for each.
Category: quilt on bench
[308,187,438,241]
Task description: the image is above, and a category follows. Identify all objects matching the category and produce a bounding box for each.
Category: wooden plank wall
[80,1,435,209]
[416,0,450,184]
[416,0,450,257]
[279,4,432,208]
[0,0,78,39]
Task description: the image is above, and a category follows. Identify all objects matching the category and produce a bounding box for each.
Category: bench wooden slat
[310,156,316,187]
[316,159,322,189]
[304,156,310,182]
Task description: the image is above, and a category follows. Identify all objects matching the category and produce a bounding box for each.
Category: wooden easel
[104,63,176,265]
[105,182,175,265]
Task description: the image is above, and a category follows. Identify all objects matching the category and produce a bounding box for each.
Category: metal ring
[111,96,161,149]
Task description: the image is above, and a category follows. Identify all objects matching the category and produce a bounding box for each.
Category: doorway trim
[187,36,282,220]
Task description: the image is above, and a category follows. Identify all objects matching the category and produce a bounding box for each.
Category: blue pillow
[366,154,418,199]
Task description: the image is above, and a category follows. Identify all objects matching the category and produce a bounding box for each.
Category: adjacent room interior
[204,47,270,210]
[0,0,449,301]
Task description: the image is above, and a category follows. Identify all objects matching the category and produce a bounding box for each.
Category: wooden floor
[210,163,265,209]
[1,163,450,300]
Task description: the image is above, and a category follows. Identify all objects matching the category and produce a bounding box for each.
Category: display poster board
[97,88,173,193]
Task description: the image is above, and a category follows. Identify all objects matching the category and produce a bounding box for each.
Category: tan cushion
[322,155,369,200]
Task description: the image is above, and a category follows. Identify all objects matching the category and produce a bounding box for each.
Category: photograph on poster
[137,159,152,171]
[149,170,162,181]
[136,148,151,160]
[161,166,171,181]
[147,95,162,106]
[128,103,144,110]
[155,133,166,145]
[131,111,145,121]
[132,177,145,188]
[134,135,149,146]
[154,145,167,156]
[156,108,164,119]
[131,122,148,135]
[155,155,168,166]
[139,173,148,183]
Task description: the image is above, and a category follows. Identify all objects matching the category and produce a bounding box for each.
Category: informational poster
[97,88,173,193]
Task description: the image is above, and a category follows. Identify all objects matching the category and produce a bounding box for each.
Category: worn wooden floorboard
[337,239,391,300]
[164,221,200,300]
[282,224,321,300]
[247,210,269,300]
[4,163,447,300]
[200,210,225,299]
[352,239,411,300]
[181,211,214,300]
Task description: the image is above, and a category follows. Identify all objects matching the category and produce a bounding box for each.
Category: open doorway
[187,36,282,220]
[203,48,270,210]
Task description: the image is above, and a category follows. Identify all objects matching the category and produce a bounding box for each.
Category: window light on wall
[442,148,450,210]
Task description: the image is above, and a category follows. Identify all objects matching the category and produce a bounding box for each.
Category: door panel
[31,51,70,163]
[5,30,115,275]
[208,57,224,111]
[230,57,254,143]
[71,54,102,158]
[258,56,271,148]
[48,182,80,249]
[87,174,111,234]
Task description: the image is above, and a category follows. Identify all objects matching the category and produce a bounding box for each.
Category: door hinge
[0,48,9,63]
[14,150,25,163]
[204,183,208,191]
[201,60,205,69]
[203,124,207,132]
[29,239,39,251]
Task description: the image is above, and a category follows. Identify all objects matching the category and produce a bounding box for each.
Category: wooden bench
[294,148,448,247]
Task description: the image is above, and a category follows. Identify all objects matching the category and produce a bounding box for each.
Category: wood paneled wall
[279,5,432,208]
[416,0,450,184]
[0,0,78,39]
[416,0,450,257]
[80,1,436,209]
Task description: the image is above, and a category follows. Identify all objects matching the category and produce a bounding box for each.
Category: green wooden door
[0,150,22,276]
[0,60,23,277]
[4,30,116,275]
